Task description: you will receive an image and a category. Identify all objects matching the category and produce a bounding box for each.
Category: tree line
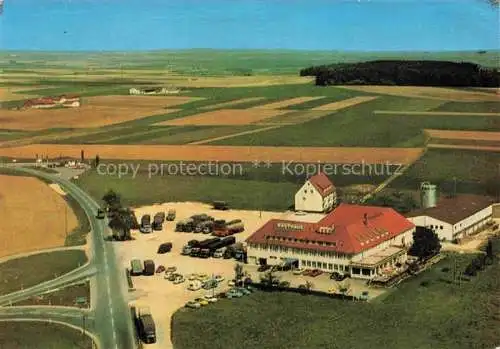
[299,60,500,87]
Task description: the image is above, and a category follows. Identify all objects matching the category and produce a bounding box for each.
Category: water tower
[420,182,437,208]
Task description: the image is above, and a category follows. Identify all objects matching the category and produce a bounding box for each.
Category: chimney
[363,213,368,225]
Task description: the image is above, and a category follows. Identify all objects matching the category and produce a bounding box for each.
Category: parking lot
[114,202,385,349]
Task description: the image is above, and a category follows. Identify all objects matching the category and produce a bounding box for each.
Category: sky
[0,0,498,51]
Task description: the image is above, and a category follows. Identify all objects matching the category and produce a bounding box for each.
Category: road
[0,165,137,349]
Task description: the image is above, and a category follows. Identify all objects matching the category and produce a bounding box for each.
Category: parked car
[228,280,235,287]
[168,273,178,282]
[327,287,337,294]
[236,287,252,295]
[187,281,202,291]
[194,298,209,306]
[198,274,210,283]
[330,272,348,281]
[185,301,201,309]
[258,265,271,272]
[166,266,177,273]
[218,292,233,299]
[298,284,308,290]
[309,269,323,277]
[157,243,172,254]
[359,291,369,301]
[227,288,244,297]
[203,280,218,290]
[203,295,218,303]
[302,269,313,276]
[292,268,305,275]
[245,285,256,292]
[187,273,198,281]
[156,265,166,274]
[173,276,185,284]
[214,275,225,283]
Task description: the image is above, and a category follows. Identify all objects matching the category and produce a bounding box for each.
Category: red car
[156,265,166,273]
[309,269,323,277]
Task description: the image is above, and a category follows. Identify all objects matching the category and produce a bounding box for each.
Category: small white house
[406,194,495,241]
[294,173,336,213]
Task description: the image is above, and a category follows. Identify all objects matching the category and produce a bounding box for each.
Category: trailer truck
[166,209,176,221]
[189,238,220,257]
[152,212,165,231]
[143,260,155,276]
[135,306,156,344]
[130,259,143,276]
[175,218,195,232]
[140,214,152,233]
[200,236,236,258]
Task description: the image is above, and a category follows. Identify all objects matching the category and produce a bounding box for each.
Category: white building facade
[294,173,336,213]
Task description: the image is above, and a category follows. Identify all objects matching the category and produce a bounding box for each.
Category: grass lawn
[0,250,87,295]
[390,148,500,195]
[172,249,499,349]
[12,281,90,308]
[434,101,500,114]
[64,195,91,246]
[0,322,93,349]
[75,161,393,209]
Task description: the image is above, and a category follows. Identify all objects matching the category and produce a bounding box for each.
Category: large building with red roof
[294,173,336,213]
[246,203,415,279]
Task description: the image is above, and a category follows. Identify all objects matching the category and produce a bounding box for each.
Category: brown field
[425,129,500,141]
[338,85,499,102]
[0,144,424,164]
[311,96,379,111]
[427,144,500,152]
[374,110,500,116]
[250,96,326,109]
[156,109,289,126]
[199,97,267,110]
[0,86,51,101]
[0,106,180,130]
[0,175,78,258]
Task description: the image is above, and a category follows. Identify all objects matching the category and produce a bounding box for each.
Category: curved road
[0,165,137,349]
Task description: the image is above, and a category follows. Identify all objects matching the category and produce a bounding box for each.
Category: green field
[75,160,393,210]
[390,148,500,195]
[172,247,499,349]
[2,50,498,73]
[12,281,90,308]
[64,194,91,246]
[0,250,87,295]
[0,322,93,349]
[434,101,500,114]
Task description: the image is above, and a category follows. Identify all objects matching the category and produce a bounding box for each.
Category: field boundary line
[374,110,500,116]
[427,144,500,152]
[188,125,283,145]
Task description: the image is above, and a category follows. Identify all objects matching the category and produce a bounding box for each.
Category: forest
[299,60,500,87]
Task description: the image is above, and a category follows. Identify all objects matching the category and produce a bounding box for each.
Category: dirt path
[188,126,282,145]
[427,144,500,152]
[425,129,500,141]
[375,110,500,116]
[0,144,425,164]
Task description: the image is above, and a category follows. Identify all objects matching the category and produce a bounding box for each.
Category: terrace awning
[283,258,298,266]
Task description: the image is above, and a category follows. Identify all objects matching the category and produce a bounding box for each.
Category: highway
[0,165,138,349]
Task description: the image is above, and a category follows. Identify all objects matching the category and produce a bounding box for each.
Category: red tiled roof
[308,172,334,197]
[246,203,414,254]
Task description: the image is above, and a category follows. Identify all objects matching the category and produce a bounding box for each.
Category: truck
[130,259,143,276]
[135,306,156,344]
[143,260,155,276]
[195,220,214,234]
[152,212,165,231]
[175,218,195,232]
[189,238,221,257]
[212,201,229,210]
[200,236,236,258]
[166,209,176,221]
[96,208,105,219]
[140,214,152,233]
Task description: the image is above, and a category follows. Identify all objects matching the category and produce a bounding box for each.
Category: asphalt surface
[0,165,137,349]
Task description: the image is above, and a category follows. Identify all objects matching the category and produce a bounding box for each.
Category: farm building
[406,194,496,241]
[22,95,81,109]
[246,203,415,279]
[129,86,180,95]
[295,172,336,213]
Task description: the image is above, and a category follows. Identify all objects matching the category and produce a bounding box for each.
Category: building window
[310,189,314,193]
[334,264,338,271]
[352,267,361,275]
[344,266,349,272]
[311,261,317,267]
[303,197,306,201]
[322,263,327,269]
[301,260,306,266]
[440,226,443,229]
[328,263,333,270]
[362,269,371,276]
[306,261,311,267]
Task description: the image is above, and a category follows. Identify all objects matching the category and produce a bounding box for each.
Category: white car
[203,294,218,303]
[228,280,235,287]
[293,268,305,275]
[214,275,225,283]
[187,281,202,291]
[187,273,198,281]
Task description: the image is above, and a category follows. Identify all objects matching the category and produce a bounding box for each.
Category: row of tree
[102,190,138,241]
[300,60,500,87]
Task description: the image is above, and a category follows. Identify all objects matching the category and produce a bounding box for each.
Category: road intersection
[0,165,137,349]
